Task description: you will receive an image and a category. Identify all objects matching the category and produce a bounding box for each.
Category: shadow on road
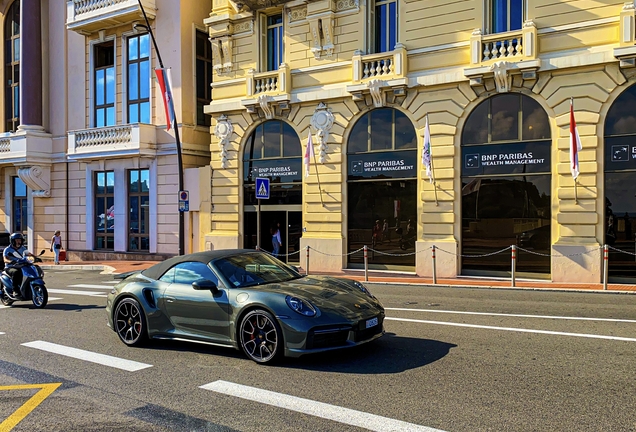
[43,303,105,311]
[280,333,456,373]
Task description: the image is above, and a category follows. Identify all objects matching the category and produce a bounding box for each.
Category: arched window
[4,0,20,132]
[604,84,636,281]
[347,108,417,269]
[461,94,551,276]
[242,120,302,262]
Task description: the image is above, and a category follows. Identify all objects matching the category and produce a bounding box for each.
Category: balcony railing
[66,0,156,34]
[246,64,291,96]
[352,44,407,83]
[0,129,53,165]
[67,124,157,160]
[470,21,537,66]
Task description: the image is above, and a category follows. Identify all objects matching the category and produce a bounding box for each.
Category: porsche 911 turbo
[106,250,385,364]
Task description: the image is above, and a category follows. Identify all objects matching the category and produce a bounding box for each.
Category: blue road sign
[255,177,270,199]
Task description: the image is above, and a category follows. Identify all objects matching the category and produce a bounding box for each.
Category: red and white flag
[569,99,582,180]
[304,132,315,178]
[155,68,176,131]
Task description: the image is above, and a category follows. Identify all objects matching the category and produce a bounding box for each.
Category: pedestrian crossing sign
[255,177,270,199]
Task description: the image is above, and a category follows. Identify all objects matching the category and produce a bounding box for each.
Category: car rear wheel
[239,309,282,364]
[114,298,147,346]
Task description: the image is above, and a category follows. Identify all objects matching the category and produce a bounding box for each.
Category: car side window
[158,267,176,283]
[173,261,218,286]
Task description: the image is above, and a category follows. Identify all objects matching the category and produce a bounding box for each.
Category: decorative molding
[336,0,358,11]
[287,5,307,23]
[490,61,513,93]
[257,94,274,119]
[322,15,335,57]
[17,165,50,198]
[310,102,334,163]
[214,115,233,169]
[231,19,254,35]
[308,18,322,59]
[221,36,233,73]
[367,80,385,107]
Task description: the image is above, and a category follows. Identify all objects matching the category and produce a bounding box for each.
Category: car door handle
[165,296,176,303]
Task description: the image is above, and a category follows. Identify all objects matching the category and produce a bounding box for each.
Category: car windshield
[214,253,302,288]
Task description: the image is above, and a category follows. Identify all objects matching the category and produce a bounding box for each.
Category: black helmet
[9,232,23,248]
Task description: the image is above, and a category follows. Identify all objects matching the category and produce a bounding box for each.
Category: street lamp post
[136,1,185,256]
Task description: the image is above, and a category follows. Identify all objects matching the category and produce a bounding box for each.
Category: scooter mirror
[39,250,46,256]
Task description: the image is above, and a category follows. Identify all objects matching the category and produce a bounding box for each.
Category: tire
[0,288,13,306]
[239,309,282,364]
[31,284,48,308]
[114,298,147,347]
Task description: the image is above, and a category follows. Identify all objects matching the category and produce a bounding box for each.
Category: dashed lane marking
[386,317,636,342]
[21,341,152,372]
[200,380,446,432]
[386,307,636,323]
[0,383,61,431]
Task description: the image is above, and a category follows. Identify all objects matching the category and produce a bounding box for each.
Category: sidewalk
[40,259,636,293]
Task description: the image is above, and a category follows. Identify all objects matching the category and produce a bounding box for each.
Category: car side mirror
[192,279,218,293]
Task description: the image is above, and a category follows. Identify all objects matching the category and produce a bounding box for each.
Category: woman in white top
[50,230,64,265]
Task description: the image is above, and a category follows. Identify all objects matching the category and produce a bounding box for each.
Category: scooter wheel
[31,284,48,308]
[0,292,13,306]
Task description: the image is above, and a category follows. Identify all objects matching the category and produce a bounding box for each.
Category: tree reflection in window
[348,108,416,153]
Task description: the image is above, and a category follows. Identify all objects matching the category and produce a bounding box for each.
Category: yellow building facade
[203,0,636,283]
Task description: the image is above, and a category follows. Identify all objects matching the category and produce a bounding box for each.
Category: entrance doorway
[244,208,302,263]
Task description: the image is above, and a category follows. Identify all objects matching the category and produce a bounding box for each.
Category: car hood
[263,275,384,318]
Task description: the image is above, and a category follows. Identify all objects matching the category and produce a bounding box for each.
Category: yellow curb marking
[0,383,62,432]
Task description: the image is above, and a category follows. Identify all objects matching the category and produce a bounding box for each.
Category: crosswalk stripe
[48,289,106,296]
[68,284,113,290]
[22,341,152,371]
[200,380,446,432]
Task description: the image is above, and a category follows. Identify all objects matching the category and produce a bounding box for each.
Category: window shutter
[259,13,268,72]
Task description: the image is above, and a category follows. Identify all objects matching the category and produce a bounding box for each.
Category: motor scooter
[0,250,48,308]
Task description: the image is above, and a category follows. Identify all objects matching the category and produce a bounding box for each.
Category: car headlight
[285,296,316,317]
[353,281,375,298]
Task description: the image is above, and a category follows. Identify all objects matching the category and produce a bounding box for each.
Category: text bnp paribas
[481,152,545,166]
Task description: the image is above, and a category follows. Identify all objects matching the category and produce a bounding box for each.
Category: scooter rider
[3,233,34,295]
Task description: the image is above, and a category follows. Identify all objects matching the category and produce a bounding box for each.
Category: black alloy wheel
[114,298,147,346]
[239,309,282,364]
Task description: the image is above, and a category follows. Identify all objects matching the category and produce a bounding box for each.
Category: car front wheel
[239,309,282,364]
[114,298,147,347]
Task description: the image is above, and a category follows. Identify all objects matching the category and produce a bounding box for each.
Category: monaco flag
[569,99,582,180]
[304,132,315,178]
[155,68,176,131]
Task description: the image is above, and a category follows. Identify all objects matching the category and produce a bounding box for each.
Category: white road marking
[48,289,106,296]
[104,281,119,284]
[386,308,636,323]
[22,341,152,371]
[68,284,113,290]
[200,380,446,432]
[386,317,636,342]
[0,332,4,335]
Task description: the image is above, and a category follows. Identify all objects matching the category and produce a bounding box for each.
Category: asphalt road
[1,269,636,431]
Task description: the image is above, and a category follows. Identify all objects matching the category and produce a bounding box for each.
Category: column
[19,0,43,129]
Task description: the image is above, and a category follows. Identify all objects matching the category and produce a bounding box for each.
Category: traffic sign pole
[257,198,261,250]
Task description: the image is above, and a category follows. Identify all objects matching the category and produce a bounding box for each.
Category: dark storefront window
[462,94,551,276]
[128,169,150,251]
[12,176,26,237]
[95,171,114,250]
[347,108,417,269]
[196,30,213,127]
[604,84,636,280]
[243,121,302,261]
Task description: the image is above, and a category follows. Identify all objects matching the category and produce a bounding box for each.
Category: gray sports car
[106,250,385,364]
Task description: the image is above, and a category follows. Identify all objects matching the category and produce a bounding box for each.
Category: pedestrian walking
[271,223,282,256]
[50,230,64,264]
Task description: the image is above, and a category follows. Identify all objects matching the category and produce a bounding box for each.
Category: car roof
[141,249,258,280]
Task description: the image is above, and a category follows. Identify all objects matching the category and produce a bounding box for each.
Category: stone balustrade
[470,21,537,66]
[352,44,407,83]
[246,64,290,96]
[68,124,157,160]
[66,0,155,34]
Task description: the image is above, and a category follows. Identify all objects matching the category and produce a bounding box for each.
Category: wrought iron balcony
[66,0,156,34]
[67,124,157,160]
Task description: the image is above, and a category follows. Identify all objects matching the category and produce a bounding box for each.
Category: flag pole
[425,114,438,206]
[309,129,324,207]
[571,97,578,205]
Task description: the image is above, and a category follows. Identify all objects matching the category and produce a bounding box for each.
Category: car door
[162,261,231,342]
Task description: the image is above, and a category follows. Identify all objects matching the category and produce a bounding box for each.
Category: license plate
[365,317,378,329]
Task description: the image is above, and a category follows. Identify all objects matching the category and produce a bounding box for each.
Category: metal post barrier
[305,246,310,276]
[603,244,609,290]
[364,245,368,282]
[511,245,517,287]
[432,245,437,285]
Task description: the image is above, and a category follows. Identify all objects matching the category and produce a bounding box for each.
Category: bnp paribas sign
[461,141,551,176]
